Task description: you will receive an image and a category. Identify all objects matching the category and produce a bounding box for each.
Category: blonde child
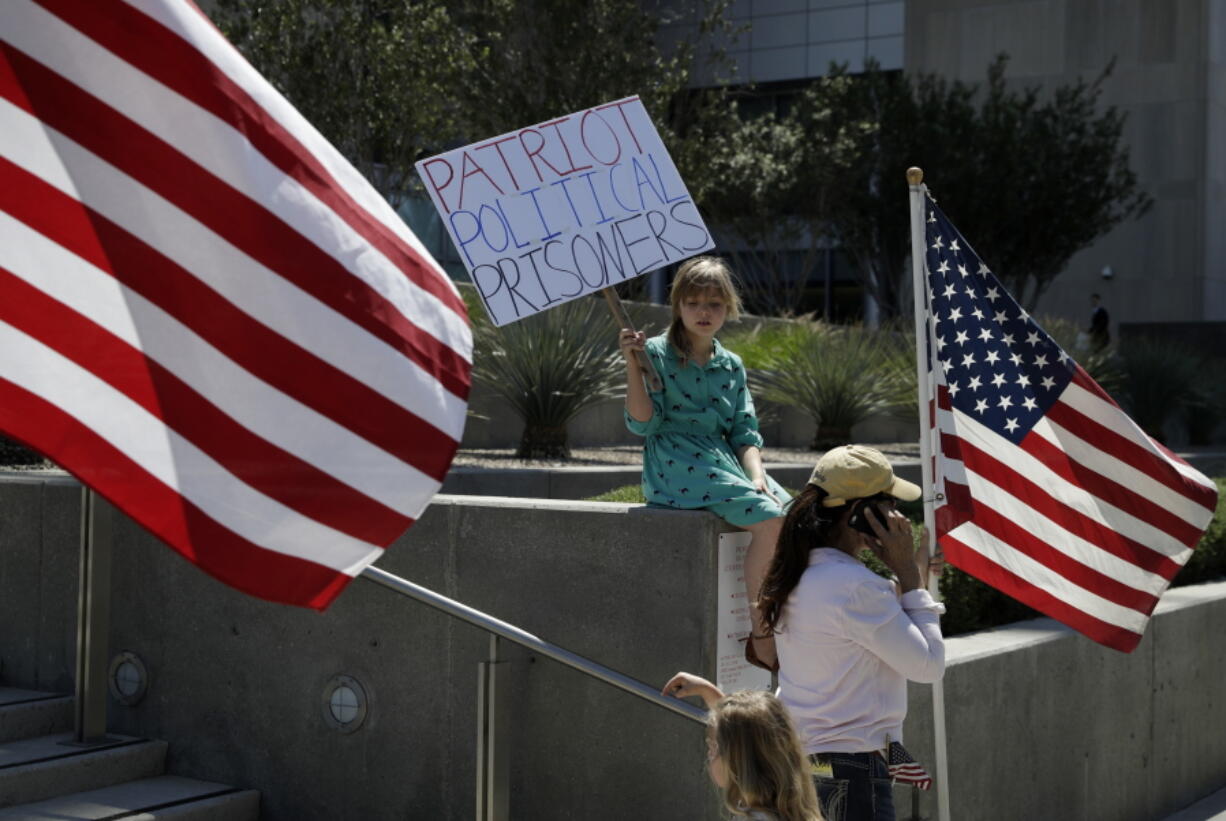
[663,672,823,821]
[620,256,787,667]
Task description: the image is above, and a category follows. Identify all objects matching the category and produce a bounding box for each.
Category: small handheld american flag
[885,741,932,790]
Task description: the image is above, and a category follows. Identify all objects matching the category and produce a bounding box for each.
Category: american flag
[885,742,931,790]
[0,0,471,608]
[920,192,1218,653]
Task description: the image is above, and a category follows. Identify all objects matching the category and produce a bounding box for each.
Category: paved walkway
[1164,787,1226,821]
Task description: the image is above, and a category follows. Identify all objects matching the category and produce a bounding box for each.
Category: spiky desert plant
[1115,336,1204,443]
[471,297,623,459]
[751,323,913,449]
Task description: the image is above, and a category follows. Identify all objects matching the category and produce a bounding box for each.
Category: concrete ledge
[442,461,922,499]
[1,477,1222,820]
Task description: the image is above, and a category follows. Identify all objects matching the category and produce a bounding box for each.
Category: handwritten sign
[415,96,714,326]
[716,532,772,694]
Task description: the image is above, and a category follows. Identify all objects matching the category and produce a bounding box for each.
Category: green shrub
[471,297,624,459]
[747,323,914,449]
[1114,336,1204,443]
[587,484,646,503]
[1172,478,1226,586]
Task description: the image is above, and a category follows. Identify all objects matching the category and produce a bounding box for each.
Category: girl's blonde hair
[668,256,743,362]
[710,690,823,821]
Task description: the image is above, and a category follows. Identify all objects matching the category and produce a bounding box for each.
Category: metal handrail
[359,565,706,725]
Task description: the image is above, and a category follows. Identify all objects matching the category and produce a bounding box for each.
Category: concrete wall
[906,0,1226,327]
[2,473,1224,820]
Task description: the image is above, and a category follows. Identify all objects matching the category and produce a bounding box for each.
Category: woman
[757,445,945,821]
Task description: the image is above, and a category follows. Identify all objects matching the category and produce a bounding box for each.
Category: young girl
[662,672,823,821]
[620,256,788,667]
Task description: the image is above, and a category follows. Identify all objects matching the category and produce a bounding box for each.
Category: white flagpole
[907,167,951,821]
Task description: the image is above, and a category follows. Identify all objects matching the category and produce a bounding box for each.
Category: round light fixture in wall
[321,675,369,733]
[108,651,148,707]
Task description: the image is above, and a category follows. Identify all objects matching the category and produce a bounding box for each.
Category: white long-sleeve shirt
[775,547,946,755]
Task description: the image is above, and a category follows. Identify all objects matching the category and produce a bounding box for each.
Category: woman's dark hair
[758,486,848,633]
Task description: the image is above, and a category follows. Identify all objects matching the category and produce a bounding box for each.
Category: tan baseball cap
[807,444,921,507]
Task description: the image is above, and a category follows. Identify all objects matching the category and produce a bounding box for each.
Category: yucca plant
[750,323,914,449]
[1114,336,1204,443]
[1187,359,1226,445]
[471,297,623,459]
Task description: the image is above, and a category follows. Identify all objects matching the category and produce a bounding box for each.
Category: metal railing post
[476,635,510,821]
[71,487,113,745]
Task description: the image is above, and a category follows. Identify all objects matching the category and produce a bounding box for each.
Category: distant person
[757,445,945,821]
[1088,293,1110,350]
[662,673,824,821]
[620,255,788,668]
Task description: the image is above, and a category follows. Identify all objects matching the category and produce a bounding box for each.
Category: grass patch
[587,484,647,503]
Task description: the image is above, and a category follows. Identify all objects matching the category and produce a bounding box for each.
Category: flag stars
[931,235,945,251]
[986,287,1000,302]
[1016,373,1031,388]
[935,335,947,351]
[994,311,1009,325]
[1022,396,1038,411]
[977,262,991,276]
[937,260,950,275]
[954,330,970,346]
[948,381,960,397]
[1025,331,1042,347]
[927,211,936,224]
[943,283,957,299]
[1009,352,1023,366]
[948,307,963,323]
[1040,375,1057,390]
[1004,418,1020,434]
[967,375,983,391]
[984,350,1001,365]
[1058,350,1070,365]
[941,359,954,374]
[961,352,977,368]
[991,372,1007,388]
[958,264,969,278]
[974,399,989,414]
[951,239,961,251]
[971,307,985,321]
[978,328,994,342]
[997,395,1014,411]
[1033,354,1049,368]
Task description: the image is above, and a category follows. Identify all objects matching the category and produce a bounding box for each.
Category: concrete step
[0,775,259,820]
[0,733,167,809]
[0,688,72,743]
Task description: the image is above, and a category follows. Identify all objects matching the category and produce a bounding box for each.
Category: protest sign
[716,532,772,694]
[415,96,714,326]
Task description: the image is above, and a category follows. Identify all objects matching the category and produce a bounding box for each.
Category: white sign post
[415,96,714,330]
[716,532,773,694]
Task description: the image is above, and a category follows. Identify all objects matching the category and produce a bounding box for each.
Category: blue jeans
[810,752,896,821]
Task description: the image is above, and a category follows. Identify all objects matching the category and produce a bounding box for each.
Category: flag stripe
[0,156,456,488]
[0,263,412,545]
[0,41,472,400]
[114,0,469,325]
[18,0,471,363]
[0,318,385,572]
[940,417,1191,571]
[0,377,354,609]
[1018,426,1206,549]
[940,532,1143,652]
[943,467,1166,608]
[1059,371,1218,505]
[0,90,465,445]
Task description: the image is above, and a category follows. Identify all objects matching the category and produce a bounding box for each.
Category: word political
[417,97,713,325]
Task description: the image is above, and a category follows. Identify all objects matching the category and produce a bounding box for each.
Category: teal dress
[624,335,790,526]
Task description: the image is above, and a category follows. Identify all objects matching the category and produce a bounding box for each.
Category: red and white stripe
[930,367,1217,652]
[1,0,471,608]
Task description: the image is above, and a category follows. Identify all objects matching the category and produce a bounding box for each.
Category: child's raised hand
[618,328,646,364]
[662,672,724,709]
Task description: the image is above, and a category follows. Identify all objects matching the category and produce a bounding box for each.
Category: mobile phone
[847,497,893,537]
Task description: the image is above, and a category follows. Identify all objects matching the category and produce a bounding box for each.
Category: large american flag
[0,0,471,608]
[920,192,1218,652]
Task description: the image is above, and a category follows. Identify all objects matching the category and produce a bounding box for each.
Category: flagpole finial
[907,167,924,185]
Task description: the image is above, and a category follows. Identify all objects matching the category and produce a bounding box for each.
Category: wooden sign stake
[600,287,663,392]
